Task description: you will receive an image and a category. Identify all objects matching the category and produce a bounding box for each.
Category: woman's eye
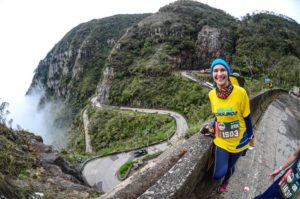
[213,69,225,73]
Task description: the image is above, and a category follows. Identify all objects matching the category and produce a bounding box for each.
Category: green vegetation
[0,126,35,177]
[118,151,163,179]
[87,108,175,155]
[63,14,150,119]
[88,192,101,198]
[0,125,37,197]
[109,75,211,136]
[269,55,300,88]
[244,78,266,96]
[140,151,163,161]
[60,148,91,166]
[192,73,212,83]
[67,104,177,155]
[67,111,86,154]
[119,161,135,178]
[18,169,31,180]
[232,12,300,81]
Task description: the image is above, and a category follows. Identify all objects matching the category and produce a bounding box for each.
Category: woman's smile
[213,64,229,88]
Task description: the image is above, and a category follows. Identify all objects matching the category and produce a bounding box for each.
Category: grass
[119,151,163,179]
[88,108,176,156]
[119,161,135,178]
[18,169,31,180]
[244,77,271,96]
[141,151,163,161]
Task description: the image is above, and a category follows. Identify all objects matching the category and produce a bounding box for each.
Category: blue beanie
[210,58,231,77]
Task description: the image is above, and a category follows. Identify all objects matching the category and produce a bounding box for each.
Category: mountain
[27,0,300,156]
[26,14,151,129]
[233,12,300,81]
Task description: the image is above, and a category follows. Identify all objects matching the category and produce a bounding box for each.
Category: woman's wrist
[279,166,283,171]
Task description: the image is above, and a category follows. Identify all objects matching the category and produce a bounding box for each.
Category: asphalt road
[82,152,133,193]
[180,71,213,89]
[83,109,92,153]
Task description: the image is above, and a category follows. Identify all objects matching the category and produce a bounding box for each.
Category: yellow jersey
[208,85,251,153]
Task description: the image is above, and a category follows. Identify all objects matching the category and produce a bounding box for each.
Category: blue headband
[210,58,231,77]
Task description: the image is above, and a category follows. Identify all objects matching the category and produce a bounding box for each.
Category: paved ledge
[139,134,212,199]
[250,89,287,125]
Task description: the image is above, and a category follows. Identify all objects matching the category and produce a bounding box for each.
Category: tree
[0,101,9,125]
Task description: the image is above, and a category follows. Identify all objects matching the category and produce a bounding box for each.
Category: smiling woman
[206,58,254,194]
[211,59,231,90]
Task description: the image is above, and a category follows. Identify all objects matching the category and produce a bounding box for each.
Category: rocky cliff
[0,124,96,198]
[26,14,151,132]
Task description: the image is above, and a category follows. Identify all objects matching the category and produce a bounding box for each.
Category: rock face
[96,67,114,105]
[196,25,226,67]
[27,14,150,107]
[0,124,96,198]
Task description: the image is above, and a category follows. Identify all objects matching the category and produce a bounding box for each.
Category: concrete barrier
[99,89,287,199]
[250,89,287,125]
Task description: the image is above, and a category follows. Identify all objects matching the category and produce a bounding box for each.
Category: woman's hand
[269,167,282,181]
[249,139,255,147]
[208,126,214,133]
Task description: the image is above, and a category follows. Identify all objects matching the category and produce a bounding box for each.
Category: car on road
[290,86,300,97]
[134,149,148,157]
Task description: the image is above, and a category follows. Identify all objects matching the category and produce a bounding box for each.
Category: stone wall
[99,89,287,199]
[250,89,287,125]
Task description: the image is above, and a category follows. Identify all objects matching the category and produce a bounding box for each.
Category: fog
[6,89,68,150]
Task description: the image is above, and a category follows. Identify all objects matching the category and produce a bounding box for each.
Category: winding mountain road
[82,71,210,193]
[82,98,188,193]
[180,71,213,89]
[83,109,92,153]
[82,71,199,153]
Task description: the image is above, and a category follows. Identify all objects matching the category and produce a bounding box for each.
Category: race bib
[279,167,300,199]
[215,121,239,139]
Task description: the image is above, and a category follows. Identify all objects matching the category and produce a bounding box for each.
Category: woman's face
[212,64,229,88]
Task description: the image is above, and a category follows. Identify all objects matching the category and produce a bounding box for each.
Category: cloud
[8,88,68,149]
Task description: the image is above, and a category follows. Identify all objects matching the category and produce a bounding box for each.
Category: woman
[255,144,300,199]
[207,58,254,193]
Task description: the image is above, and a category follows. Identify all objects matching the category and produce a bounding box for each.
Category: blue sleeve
[244,114,254,139]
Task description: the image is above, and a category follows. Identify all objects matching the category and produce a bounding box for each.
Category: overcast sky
[0,0,299,135]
